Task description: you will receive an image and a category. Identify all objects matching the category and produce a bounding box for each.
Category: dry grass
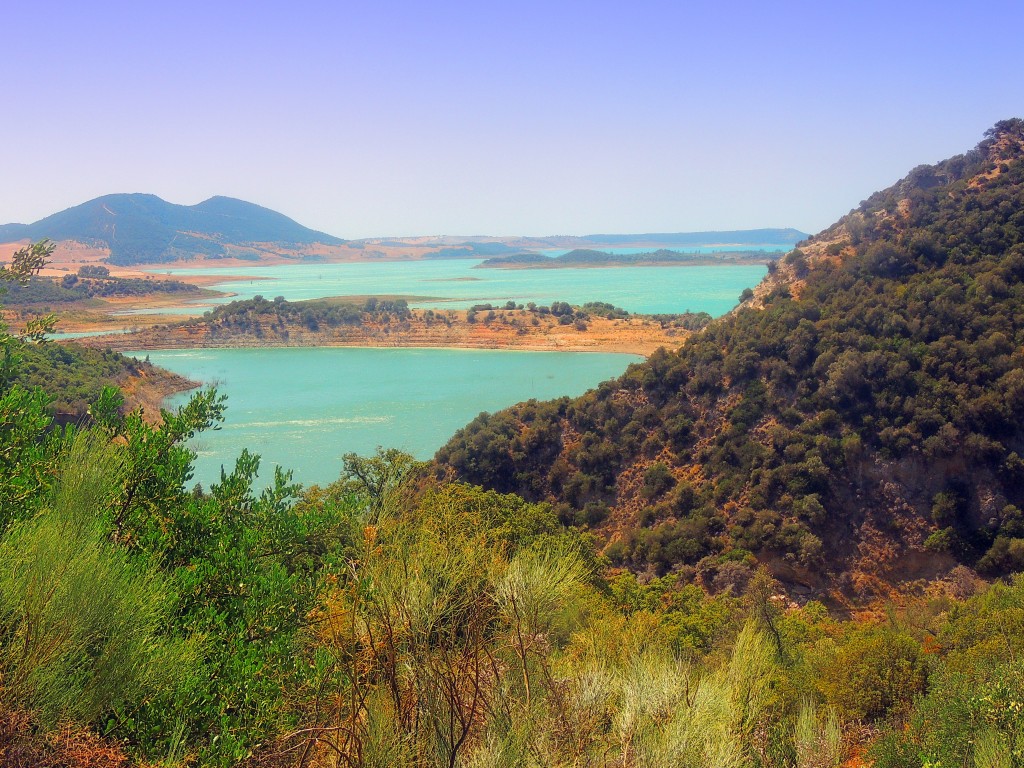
[0,707,134,768]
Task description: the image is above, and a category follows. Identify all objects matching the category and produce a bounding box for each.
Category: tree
[0,239,54,283]
[1,240,56,384]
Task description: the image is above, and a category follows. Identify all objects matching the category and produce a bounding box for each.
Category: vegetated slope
[5,340,194,421]
[437,119,1024,603]
[2,273,200,304]
[0,193,344,265]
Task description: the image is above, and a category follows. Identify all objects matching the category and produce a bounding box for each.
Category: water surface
[152,260,767,316]
[135,347,638,488]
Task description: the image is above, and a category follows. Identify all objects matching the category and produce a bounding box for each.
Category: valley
[5,0,1023,759]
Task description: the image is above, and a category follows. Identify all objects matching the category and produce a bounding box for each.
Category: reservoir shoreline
[77,308,692,357]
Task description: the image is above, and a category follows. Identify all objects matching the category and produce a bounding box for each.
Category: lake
[130,258,768,488]
[148,259,768,316]
[135,347,640,488]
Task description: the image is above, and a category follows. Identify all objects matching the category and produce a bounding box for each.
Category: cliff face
[436,119,1024,604]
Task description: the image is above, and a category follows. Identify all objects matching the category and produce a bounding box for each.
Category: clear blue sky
[2,0,1022,239]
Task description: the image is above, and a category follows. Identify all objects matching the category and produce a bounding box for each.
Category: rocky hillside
[436,119,1024,604]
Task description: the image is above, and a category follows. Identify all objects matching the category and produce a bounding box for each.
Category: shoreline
[102,337,656,356]
[116,362,201,421]
[76,309,690,357]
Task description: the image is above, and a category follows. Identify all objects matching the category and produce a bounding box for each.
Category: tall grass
[0,433,197,729]
[974,729,1012,768]
[795,698,842,768]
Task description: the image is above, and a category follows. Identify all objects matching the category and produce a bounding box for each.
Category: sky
[2,0,1022,240]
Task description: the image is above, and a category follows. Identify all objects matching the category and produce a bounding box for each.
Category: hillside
[6,339,195,421]
[0,193,345,265]
[437,119,1024,603]
[1,200,804,267]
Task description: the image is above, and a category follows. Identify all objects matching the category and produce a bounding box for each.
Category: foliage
[0,385,58,532]
[2,273,199,305]
[437,119,1024,578]
[0,434,198,729]
[185,295,417,335]
[812,626,925,721]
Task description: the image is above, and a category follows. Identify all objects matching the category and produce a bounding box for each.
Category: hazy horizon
[4,1,1022,239]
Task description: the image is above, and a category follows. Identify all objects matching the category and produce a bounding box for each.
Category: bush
[642,462,676,499]
[0,434,197,728]
[815,628,925,721]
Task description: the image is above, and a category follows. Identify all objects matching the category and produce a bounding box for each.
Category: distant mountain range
[0,192,806,266]
[364,229,808,254]
[0,194,346,265]
[476,248,784,269]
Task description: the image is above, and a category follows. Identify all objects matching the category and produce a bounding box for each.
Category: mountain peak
[0,194,345,265]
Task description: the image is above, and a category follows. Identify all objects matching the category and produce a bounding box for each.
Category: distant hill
[477,248,784,268]
[437,119,1024,601]
[0,194,345,265]
[356,229,809,255]
[577,228,807,247]
[421,242,525,259]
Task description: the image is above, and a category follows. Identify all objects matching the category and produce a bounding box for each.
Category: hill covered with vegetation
[438,119,1024,603]
[2,267,200,305]
[0,193,345,265]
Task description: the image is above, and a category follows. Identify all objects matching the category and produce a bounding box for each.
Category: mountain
[476,248,783,268]
[436,119,1024,602]
[0,193,345,265]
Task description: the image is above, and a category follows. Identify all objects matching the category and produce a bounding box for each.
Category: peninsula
[76,296,709,357]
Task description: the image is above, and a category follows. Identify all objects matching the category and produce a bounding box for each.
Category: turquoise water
[126,259,768,489]
[151,260,767,316]
[135,347,639,488]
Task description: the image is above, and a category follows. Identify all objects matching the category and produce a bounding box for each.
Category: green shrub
[814,628,925,721]
[0,434,197,729]
[641,462,676,499]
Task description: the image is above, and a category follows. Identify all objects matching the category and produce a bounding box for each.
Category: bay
[135,347,639,488]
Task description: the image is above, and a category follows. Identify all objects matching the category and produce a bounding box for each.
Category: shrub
[0,434,197,729]
[642,462,676,499]
[815,628,925,721]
